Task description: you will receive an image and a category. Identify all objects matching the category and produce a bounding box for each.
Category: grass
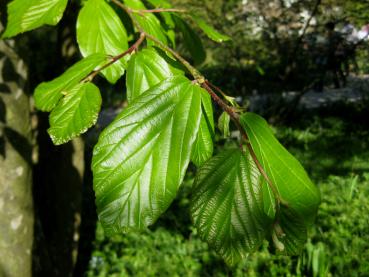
[86,116,369,277]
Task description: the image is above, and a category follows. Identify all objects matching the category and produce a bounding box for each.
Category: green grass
[86,116,369,277]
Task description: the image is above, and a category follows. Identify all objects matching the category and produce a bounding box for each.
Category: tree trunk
[0,27,34,277]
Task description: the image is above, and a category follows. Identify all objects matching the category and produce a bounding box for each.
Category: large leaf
[2,0,68,38]
[48,82,102,145]
[124,0,168,45]
[191,149,271,265]
[190,90,214,166]
[173,15,206,65]
[77,0,129,84]
[240,112,320,223]
[191,14,231,43]
[126,48,183,102]
[240,113,320,254]
[92,76,203,234]
[34,54,107,112]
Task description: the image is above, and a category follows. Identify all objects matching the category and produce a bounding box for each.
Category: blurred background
[1,0,369,276]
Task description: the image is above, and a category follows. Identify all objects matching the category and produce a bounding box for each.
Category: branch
[82,33,146,82]
[131,8,187,14]
[112,0,287,209]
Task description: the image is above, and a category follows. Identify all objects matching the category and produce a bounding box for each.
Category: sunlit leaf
[124,0,168,45]
[191,149,271,265]
[48,82,102,145]
[92,76,203,234]
[126,48,184,102]
[34,54,107,112]
[240,113,320,254]
[191,90,214,166]
[77,0,129,84]
[2,0,68,38]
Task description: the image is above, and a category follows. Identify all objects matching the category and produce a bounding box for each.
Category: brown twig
[131,8,187,14]
[82,33,146,82]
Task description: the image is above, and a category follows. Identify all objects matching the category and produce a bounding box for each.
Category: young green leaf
[218,112,230,138]
[191,90,214,166]
[173,15,206,65]
[77,0,129,84]
[34,54,107,112]
[2,0,68,38]
[48,82,102,145]
[240,112,320,224]
[124,0,168,45]
[190,14,231,43]
[92,76,203,234]
[191,149,271,265]
[126,48,184,102]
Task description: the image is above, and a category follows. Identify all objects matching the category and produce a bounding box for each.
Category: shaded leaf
[2,0,68,38]
[173,15,206,65]
[34,54,106,112]
[126,48,184,102]
[191,14,231,43]
[92,76,202,234]
[77,0,129,84]
[48,82,102,145]
[191,149,271,265]
[191,90,214,166]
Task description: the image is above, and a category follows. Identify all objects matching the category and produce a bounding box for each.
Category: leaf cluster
[1,0,320,265]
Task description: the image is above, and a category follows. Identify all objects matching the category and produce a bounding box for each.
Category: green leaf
[48,82,102,145]
[240,112,320,223]
[191,149,271,265]
[126,48,184,102]
[77,0,129,84]
[240,113,320,254]
[276,208,307,255]
[190,14,231,43]
[124,0,168,45]
[34,54,107,112]
[218,112,230,138]
[173,15,206,65]
[92,76,203,234]
[191,90,214,166]
[2,0,68,38]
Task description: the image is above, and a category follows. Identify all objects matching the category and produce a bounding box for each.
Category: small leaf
[124,0,168,45]
[218,112,230,138]
[126,48,184,102]
[191,90,214,166]
[191,149,271,265]
[2,0,68,38]
[34,54,107,112]
[190,14,231,43]
[48,82,102,145]
[240,113,320,255]
[92,76,203,234]
[77,0,129,84]
[173,15,206,65]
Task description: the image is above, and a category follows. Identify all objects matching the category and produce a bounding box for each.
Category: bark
[0,27,34,277]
